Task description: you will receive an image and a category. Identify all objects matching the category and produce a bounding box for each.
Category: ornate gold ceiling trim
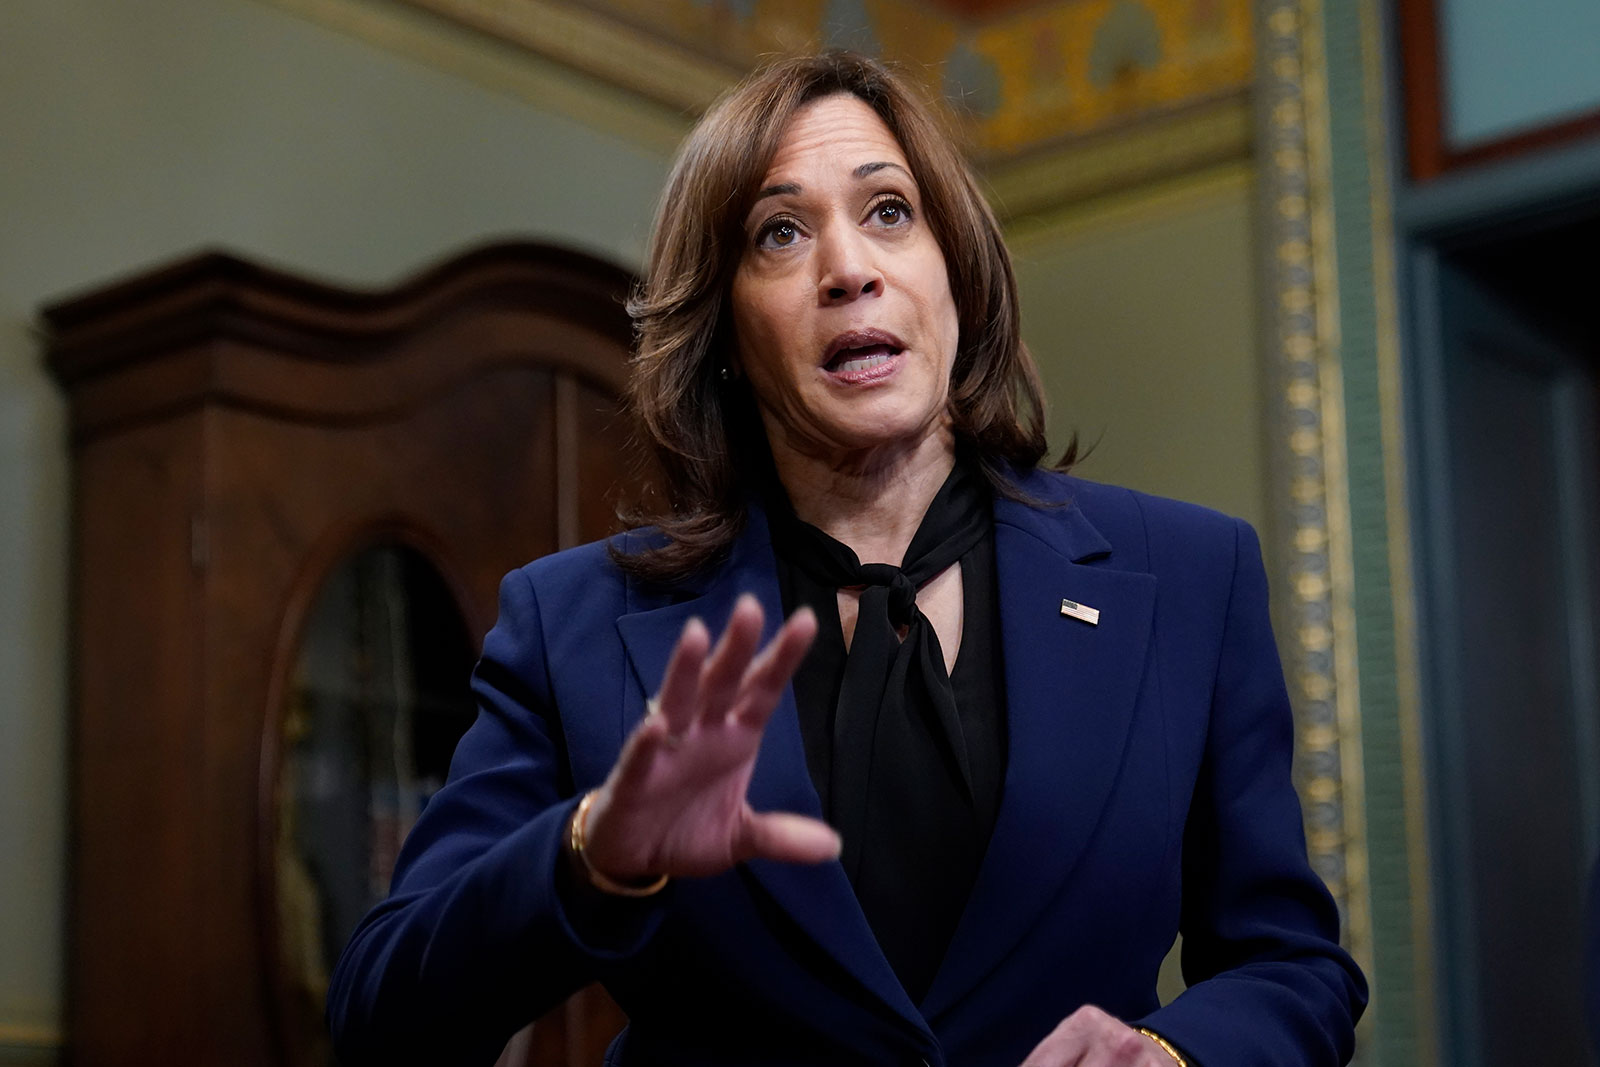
[383,0,1254,163]
[985,93,1252,223]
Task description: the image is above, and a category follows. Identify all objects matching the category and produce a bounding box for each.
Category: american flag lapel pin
[1060,598,1100,626]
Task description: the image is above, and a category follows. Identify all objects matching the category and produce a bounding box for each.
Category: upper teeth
[836,351,890,372]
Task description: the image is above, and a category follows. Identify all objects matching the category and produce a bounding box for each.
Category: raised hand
[576,594,840,884]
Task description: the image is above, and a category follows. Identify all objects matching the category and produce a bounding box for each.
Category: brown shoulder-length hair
[617,50,1071,582]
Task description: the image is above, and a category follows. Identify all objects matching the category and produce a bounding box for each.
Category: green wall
[1010,166,1266,535]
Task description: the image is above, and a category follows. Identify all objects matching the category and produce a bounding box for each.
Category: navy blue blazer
[328,469,1366,1066]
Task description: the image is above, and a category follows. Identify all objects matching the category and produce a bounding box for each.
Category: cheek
[930,282,961,363]
[732,286,807,381]
[729,283,771,372]
[916,252,960,347]
[728,310,789,412]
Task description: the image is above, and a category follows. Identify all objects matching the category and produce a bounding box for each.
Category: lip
[821,328,906,366]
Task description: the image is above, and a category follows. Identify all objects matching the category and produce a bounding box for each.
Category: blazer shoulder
[518,536,617,592]
[511,527,668,615]
[1013,468,1247,576]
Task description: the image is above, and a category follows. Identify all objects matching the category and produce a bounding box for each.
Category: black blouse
[770,467,1008,1003]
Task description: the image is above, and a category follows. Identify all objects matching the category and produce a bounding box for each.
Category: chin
[816,419,948,459]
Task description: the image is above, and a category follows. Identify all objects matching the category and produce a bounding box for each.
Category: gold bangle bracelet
[568,791,669,898]
[1136,1028,1189,1066]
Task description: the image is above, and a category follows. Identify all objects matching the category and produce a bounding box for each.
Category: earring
[719,364,734,382]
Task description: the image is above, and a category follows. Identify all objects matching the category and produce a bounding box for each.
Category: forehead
[760,94,911,182]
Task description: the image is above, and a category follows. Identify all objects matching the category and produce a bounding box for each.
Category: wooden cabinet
[45,243,640,1065]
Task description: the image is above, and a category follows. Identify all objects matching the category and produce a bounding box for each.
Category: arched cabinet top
[43,241,637,441]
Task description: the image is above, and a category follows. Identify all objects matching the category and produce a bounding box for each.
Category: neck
[769,429,958,566]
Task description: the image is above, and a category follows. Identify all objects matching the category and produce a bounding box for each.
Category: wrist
[1135,1028,1189,1067]
[565,790,669,898]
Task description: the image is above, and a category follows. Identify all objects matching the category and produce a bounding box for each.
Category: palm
[581,595,839,881]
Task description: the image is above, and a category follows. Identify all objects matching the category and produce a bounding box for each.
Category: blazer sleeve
[1134,518,1367,1066]
[326,566,668,1066]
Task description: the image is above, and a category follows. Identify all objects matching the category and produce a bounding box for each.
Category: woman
[329,52,1365,1066]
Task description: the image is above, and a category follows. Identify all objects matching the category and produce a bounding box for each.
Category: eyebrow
[749,161,915,205]
[854,161,911,181]
[752,181,801,202]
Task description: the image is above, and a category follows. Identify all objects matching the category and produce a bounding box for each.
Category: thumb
[738,811,842,866]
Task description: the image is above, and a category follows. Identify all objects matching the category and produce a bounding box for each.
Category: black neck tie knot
[856,563,918,627]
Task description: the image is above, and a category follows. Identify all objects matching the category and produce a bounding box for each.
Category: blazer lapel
[613,508,927,1034]
[921,487,1157,1021]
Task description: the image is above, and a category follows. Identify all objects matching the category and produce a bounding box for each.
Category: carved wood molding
[45,243,635,442]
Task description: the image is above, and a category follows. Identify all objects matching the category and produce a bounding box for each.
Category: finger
[1019,1037,1085,1067]
[1024,1007,1154,1067]
[612,619,711,793]
[729,607,817,727]
[1019,1013,1091,1067]
[736,810,841,865]
[654,616,711,736]
[609,714,671,794]
[1018,1035,1071,1067]
[1018,1035,1072,1067]
[697,594,765,721]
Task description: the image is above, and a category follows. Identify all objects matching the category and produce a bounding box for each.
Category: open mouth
[822,329,906,378]
[825,343,900,373]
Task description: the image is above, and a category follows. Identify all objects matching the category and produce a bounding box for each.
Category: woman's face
[730,93,960,468]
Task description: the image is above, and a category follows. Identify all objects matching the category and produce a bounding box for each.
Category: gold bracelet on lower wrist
[568,791,669,898]
[1136,1028,1189,1066]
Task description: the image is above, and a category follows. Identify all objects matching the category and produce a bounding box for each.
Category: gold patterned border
[1257,0,1374,1002]
[1264,1,1440,1061]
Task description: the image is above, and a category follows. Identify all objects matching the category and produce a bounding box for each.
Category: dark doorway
[1412,199,1600,1067]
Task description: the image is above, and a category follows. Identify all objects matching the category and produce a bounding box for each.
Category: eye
[867,196,914,228]
[756,217,804,251]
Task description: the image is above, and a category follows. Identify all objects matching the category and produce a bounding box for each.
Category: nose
[816,227,882,304]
